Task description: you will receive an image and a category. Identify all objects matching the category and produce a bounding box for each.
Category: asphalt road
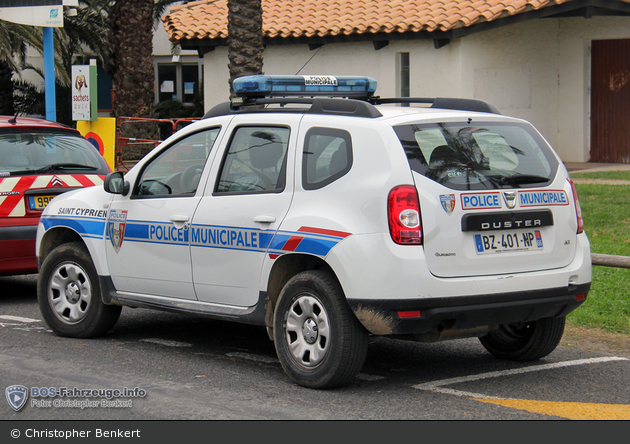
[1,274,629,425]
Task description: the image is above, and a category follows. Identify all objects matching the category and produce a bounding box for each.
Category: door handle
[170,215,189,229]
[253,215,276,224]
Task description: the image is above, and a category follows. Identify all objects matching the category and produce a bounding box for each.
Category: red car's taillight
[388,185,422,245]
[568,178,584,234]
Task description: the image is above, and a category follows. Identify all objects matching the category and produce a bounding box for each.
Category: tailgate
[418,174,579,278]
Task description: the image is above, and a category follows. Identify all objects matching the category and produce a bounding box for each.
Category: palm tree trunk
[228,0,264,97]
[109,0,154,118]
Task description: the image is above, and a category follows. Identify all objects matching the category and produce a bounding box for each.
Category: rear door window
[394,122,559,190]
[302,127,352,190]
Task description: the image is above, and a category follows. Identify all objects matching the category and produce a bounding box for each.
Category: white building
[163,0,630,164]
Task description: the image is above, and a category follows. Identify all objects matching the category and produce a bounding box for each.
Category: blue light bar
[233,75,378,98]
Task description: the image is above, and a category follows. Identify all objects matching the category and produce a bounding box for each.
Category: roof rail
[372,97,501,114]
[202,97,382,119]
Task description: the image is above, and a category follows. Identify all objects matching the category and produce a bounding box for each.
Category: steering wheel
[180,165,203,193]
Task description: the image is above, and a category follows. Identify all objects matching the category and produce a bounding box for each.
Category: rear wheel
[38,242,121,338]
[479,316,565,361]
[273,270,368,389]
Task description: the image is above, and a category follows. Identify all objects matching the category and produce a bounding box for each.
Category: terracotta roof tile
[162,0,626,43]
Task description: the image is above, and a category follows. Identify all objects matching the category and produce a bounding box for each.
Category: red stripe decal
[282,236,303,252]
[298,226,351,238]
[72,174,96,187]
[0,176,37,217]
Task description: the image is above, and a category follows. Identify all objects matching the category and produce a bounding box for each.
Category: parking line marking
[226,352,279,364]
[0,315,40,323]
[413,356,628,394]
[474,398,630,420]
[413,357,629,419]
[140,338,192,348]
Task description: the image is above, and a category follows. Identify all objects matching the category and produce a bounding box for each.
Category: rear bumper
[347,283,590,336]
[0,221,38,275]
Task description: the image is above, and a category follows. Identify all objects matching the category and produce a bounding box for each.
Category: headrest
[249,132,283,169]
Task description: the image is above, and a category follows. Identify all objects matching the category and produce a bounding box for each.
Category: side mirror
[104,171,130,196]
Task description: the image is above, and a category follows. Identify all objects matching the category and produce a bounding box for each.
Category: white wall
[202,40,463,111]
[202,16,630,163]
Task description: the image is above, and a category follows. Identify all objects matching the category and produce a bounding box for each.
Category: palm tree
[0,20,42,115]
[107,0,154,118]
[107,0,185,119]
[1,1,112,121]
[227,0,264,97]
[56,0,111,85]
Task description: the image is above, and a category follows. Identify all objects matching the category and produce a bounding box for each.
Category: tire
[273,270,368,389]
[38,242,122,338]
[479,316,566,361]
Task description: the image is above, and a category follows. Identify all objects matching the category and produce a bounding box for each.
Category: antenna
[295,46,323,75]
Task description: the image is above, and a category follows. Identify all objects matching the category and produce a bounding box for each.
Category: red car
[0,116,110,276]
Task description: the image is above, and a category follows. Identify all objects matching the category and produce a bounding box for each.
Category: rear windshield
[0,130,109,175]
[394,121,559,190]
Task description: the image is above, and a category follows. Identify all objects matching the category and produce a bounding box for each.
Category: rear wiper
[36,163,99,173]
[500,173,550,186]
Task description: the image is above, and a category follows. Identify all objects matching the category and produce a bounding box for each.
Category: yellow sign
[77,118,116,171]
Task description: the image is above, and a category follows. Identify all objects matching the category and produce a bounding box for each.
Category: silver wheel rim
[285,295,330,368]
[48,262,92,325]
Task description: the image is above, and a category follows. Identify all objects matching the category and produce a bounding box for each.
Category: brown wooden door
[591,39,630,163]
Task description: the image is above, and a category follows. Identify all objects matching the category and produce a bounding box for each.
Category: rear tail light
[568,178,584,234]
[388,185,422,245]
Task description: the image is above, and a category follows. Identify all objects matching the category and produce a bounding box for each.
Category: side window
[135,128,220,197]
[302,127,352,190]
[216,126,289,193]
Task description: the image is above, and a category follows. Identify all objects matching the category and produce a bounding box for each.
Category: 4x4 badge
[6,385,28,411]
[503,191,517,209]
[440,194,456,215]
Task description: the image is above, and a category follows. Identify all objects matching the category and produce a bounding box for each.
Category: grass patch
[569,170,630,181]
[568,183,630,334]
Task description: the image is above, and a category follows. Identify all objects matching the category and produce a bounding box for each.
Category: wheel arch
[264,253,337,334]
[37,226,110,276]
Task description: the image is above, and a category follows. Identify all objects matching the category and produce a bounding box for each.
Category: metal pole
[43,27,56,122]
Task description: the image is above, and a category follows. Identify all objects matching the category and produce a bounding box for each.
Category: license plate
[475,230,543,254]
[29,195,55,210]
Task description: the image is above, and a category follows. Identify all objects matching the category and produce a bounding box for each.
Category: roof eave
[175,0,630,56]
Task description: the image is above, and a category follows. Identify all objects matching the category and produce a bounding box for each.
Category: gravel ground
[563,325,630,358]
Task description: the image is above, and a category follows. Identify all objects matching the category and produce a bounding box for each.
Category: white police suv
[36,75,591,389]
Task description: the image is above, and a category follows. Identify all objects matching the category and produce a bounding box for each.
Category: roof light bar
[233,75,377,98]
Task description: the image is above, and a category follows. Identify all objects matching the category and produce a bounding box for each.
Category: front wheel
[273,270,368,389]
[479,316,566,361]
[38,242,122,338]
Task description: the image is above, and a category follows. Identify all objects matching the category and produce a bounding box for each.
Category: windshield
[0,130,109,175]
[394,121,559,190]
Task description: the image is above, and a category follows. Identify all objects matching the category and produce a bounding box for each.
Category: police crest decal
[6,385,28,411]
[108,210,128,253]
[440,194,456,215]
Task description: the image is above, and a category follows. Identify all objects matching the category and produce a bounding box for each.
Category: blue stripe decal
[41,215,106,238]
[294,237,338,256]
[46,214,351,259]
